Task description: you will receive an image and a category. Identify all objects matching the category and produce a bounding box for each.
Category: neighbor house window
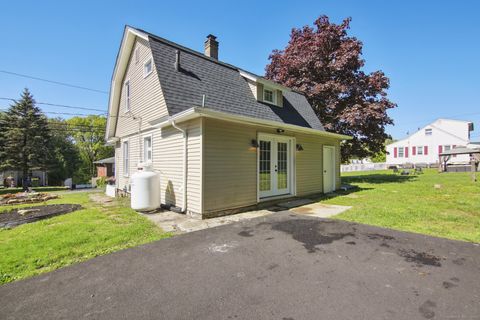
[124,80,130,112]
[143,136,152,162]
[417,146,423,155]
[263,88,275,104]
[398,147,404,157]
[144,58,153,78]
[425,128,432,136]
[123,141,129,176]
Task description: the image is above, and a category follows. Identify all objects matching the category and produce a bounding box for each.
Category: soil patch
[0,204,82,228]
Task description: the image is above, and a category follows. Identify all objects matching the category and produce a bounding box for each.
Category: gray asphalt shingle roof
[142,29,324,131]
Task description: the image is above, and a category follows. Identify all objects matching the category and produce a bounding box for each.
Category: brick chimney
[204,34,218,59]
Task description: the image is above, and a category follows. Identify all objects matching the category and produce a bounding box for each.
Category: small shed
[438,147,480,173]
[93,157,115,177]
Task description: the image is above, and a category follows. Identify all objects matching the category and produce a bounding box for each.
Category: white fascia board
[105,27,148,140]
[238,70,291,92]
[151,107,351,140]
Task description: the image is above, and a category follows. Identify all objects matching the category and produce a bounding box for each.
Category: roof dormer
[239,70,289,107]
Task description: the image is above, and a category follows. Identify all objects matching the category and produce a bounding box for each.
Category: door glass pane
[277,142,288,189]
[259,140,271,191]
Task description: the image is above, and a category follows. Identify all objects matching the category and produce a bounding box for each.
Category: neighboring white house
[386,119,474,166]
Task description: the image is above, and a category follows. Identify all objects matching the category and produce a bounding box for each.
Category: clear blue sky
[1,0,479,140]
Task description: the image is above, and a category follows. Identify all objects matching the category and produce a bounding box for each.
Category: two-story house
[386,119,474,166]
[105,26,351,219]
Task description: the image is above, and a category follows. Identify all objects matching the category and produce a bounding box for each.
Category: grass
[0,186,68,196]
[321,169,480,243]
[0,191,171,285]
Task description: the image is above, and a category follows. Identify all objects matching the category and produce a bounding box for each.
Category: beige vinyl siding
[115,38,168,137]
[116,119,202,215]
[276,89,283,107]
[203,119,257,213]
[202,118,342,213]
[186,118,202,214]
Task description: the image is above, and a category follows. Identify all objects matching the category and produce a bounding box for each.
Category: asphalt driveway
[1,212,479,320]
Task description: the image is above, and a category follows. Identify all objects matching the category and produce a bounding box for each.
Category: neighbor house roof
[107,26,337,141]
[93,157,115,164]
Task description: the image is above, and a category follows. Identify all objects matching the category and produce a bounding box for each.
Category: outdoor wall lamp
[296,144,304,151]
[250,139,259,148]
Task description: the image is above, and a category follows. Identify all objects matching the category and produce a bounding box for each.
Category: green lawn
[0,186,68,196]
[0,191,171,285]
[321,169,480,243]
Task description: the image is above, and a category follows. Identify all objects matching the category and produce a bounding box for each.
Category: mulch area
[0,204,82,228]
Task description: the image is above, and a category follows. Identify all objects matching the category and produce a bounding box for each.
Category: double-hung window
[263,88,275,104]
[143,136,152,162]
[144,58,153,78]
[417,146,423,155]
[124,80,131,112]
[398,147,404,158]
[425,128,432,136]
[123,141,129,176]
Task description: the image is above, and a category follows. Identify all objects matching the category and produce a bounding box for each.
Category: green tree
[0,89,52,189]
[47,118,81,185]
[370,138,395,163]
[67,115,112,183]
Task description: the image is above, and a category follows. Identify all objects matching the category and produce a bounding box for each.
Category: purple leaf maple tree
[266,15,396,161]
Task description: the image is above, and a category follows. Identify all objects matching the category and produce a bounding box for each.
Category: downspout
[171,120,187,213]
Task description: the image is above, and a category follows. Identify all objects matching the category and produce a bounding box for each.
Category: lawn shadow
[307,185,372,203]
[342,173,418,185]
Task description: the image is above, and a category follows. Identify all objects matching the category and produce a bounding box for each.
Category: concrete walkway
[142,199,351,233]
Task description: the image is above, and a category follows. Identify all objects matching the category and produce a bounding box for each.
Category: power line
[0,107,94,117]
[0,97,106,113]
[0,70,109,94]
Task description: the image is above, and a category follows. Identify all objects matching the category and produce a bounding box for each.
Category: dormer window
[144,58,153,78]
[263,87,276,105]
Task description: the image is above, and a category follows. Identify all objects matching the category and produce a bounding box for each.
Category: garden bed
[0,204,82,228]
[0,192,59,206]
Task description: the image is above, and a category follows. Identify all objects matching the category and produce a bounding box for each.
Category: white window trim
[398,147,404,158]
[143,57,153,78]
[263,87,276,105]
[425,128,432,136]
[417,146,423,155]
[124,79,131,113]
[123,139,129,177]
[143,134,153,163]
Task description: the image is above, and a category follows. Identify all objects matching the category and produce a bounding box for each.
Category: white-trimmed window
[144,58,153,78]
[444,145,451,151]
[123,141,129,176]
[417,146,423,155]
[134,48,140,64]
[143,136,152,162]
[263,87,276,104]
[425,128,432,136]
[124,80,130,112]
[398,147,404,158]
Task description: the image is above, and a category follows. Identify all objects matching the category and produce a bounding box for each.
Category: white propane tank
[130,163,160,211]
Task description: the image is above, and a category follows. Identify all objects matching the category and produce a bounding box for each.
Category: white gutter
[171,120,187,212]
[151,107,352,141]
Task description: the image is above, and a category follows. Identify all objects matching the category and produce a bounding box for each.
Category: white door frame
[323,145,336,193]
[257,133,296,200]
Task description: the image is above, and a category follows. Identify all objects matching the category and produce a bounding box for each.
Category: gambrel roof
[106,26,351,141]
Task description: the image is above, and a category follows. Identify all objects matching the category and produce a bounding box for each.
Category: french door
[258,134,294,198]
